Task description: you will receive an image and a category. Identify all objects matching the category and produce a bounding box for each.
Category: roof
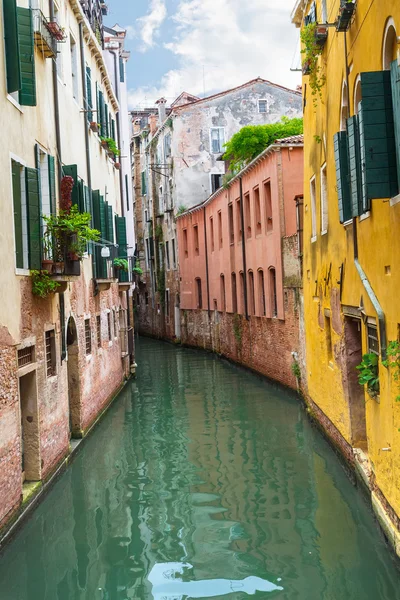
[177,137,304,218]
[172,78,302,112]
[171,92,200,108]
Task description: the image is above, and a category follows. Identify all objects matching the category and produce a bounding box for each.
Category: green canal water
[1,337,400,599]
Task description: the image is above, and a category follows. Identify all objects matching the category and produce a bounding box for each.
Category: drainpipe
[344,33,387,360]
[239,177,249,320]
[79,23,92,193]
[203,206,211,317]
[50,0,62,188]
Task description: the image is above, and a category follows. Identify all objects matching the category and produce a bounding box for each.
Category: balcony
[33,10,66,59]
[114,256,138,291]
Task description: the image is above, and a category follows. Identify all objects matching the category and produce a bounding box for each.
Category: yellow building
[292,0,400,554]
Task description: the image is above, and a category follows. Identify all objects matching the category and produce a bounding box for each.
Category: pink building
[177,136,304,389]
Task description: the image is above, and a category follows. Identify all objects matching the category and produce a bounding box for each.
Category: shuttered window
[105,103,109,137]
[141,171,147,195]
[63,164,79,207]
[17,7,36,106]
[98,91,106,137]
[92,190,101,278]
[359,70,398,201]
[26,167,41,269]
[106,205,114,243]
[12,161,24,268]
[347,115,363,217]
[390,60,400,194]
[119,56,124,82]
[86,66,93,122]
[116,216,128,282]
[48,155,56,215]
[334,131,352,223]
[3,0,21,94]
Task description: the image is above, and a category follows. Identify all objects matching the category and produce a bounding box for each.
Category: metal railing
[32,10,66,59]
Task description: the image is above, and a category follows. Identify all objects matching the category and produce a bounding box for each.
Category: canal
[0,337,399,599]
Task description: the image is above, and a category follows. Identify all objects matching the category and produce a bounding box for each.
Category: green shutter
[359,70,398,200]
[99,92,106,137]
[125,174,129,212]
[26,167,41,269]
[86,66,93,122]
[107,205,114,243]
[77,179,85,213]
[17,8,36,106]
[12,161,23,268]
[141,171,147,195]
[3,0,21,93]
[334,131,352,223]
[111,119,116,142]
[63,165,79,207]
[105,103,109,138]
[48,155,56,214]
[390,60,400,193]
[347,116,363,217]
[84,186,93,253]
[116,216,128,282]
[119,56,124,83]
[92,190,103,278]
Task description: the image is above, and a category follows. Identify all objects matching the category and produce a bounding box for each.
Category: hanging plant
[356,353,380,399]
[300,22,326,104]
[31,270,60,298]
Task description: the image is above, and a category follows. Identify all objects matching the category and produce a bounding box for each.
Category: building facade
[133,79,303,341]
[292,0,400,553]
[0,0,135,539]
[176,137,304,390]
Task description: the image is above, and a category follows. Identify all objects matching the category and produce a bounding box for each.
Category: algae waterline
[0,337,399,599]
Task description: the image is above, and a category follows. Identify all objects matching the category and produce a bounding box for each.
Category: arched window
[239,271,245,314]
[340,80,349,131]
[220,274,226,312]
[258,269,266,316]
[383,18,398,71]
[195,278,202,309]
[248,270,255,316]
[353,76,362,115]
[231,273,237,314]
[269,267,277,318]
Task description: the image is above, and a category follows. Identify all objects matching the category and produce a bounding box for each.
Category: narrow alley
[0,338,399,600]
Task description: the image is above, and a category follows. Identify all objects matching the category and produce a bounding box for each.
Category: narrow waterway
[1,338,400,600]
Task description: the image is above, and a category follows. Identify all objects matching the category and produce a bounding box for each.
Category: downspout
[344,33,387,360]
[79,23,92,193]
[50,0,62,187]
[203,206,211,317]
[239,177,249,320]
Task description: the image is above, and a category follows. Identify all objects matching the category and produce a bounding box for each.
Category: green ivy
[31,270,60,298]
[382,340,400,402]
[300,23,326,105]
[356,353,380,398]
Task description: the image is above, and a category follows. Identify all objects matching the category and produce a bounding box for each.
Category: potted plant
[100,137,109,149]
[114,258,129,272]
[44,206,100,263]
[114,162,121,170]
[336,0,356,32]
[133,261,143,276]
[300,22,326,103]
[90,121,99,133]
[104,137,120,158]
[356,353,380,399]
[41,235,54,273]
[31,270,60,298]
[315,24,328,46]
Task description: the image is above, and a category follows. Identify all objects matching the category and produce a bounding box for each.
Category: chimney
[133,119,141,134]
[156,97,167,123]
[149,113,158,135]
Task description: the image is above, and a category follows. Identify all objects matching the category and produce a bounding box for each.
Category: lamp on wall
[101,246,111,258]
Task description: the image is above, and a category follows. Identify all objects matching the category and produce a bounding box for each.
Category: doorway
[19,371,41,481]
[344,317,367,449]
[67,317,81,438]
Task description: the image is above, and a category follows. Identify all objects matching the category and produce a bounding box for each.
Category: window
[354,77,362,115]
[321,0,327,22]
[264,180,273,232]
[85,319,91,355]
[107,312,112,341]
[210,128,225,153]
[367,324,379,355]
[12,160,28,269]
[159,186,164,213]
[193,225,199,255]
[55,5,63,79]
[141,171,147,195]
[70,35,79,101]
[245,192,251,238]
[340,81,349,131]
[310,176,317,240]
[113,310,118,338]
[45,330,56,377]
[325,314,333,362]
[228,203,234,244]
[210,216,215,252]
[236,198,242,241]
[145,292,149,305]
[172,238,176,268]
[96,315,101,348]
[166,240,170,270]
[231,273,237,314]
[383,19,398,71]
[18,345,34,368]
[183,229,188,257]
[165,289,170,318]
[218,211,223,248]
[12,160,41,270]
[248,270,255,316]
[239,271,245,314]
[320,164,328,234]
[269,268,277,317]
[258,269,266,316]
[164,133,171,157]
[220,274,226,312]
[254,187,261,235]
[258,99,268,113]
[211,174,222,194]
[195,278,202,309]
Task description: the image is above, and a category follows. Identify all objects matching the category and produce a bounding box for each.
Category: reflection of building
[0,0,135,539]
[292,0,400,547]
[132,79,302,341]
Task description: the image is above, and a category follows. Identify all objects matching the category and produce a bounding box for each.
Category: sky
[105,0,301,110]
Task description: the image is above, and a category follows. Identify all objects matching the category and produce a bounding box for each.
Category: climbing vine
[383,340,400,402]
[291,360,301,381]
[356,353,380,399]
[300,23,326,104]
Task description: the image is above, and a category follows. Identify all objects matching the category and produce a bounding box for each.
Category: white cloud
[136,0,167,51]
[129,0,301,108]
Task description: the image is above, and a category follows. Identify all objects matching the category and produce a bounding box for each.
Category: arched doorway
[67,317,81,437]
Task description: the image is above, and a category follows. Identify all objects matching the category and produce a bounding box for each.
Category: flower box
[90,121,99,133]
[315,25,328,47]
[336,1,356,32]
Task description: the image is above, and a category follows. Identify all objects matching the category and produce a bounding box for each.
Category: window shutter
[111,119,116,141]
[17,7,36,106]
[92,190,101,277]
[125,174,129,212]
[105,103,109,138]
[3,0,21,93]
[390,60,400,193]
[63,165,79,207]
[86,66,93,122]
[107,205,114,243]
[12,161,24,268]
[116,215,128,282]
[359,70,398,200]
[26,167,42,269]
[119,56,125,82]
[141,171,147,195]
[99,91,106,137]
[346,116,363,217]
[78,179,85,213]
[334,131,352,223]
[98,195,107,278]
[48,155,56,214]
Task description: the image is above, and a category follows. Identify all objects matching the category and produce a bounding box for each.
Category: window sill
[15,268,30,277]
[321,229,328,236]
[390,193,400,207]
[359,211,370,222]
[7,94,23,113]
[343,219,353,227]
[311,236,317,243]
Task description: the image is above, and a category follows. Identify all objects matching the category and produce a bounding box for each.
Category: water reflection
[0,338,399,600]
